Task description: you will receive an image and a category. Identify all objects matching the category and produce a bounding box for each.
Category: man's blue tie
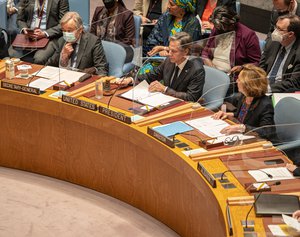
[269,47,286,84]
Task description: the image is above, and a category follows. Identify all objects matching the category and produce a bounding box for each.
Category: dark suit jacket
[196,0,236,18]
[90,4,135,46]
[231,93,276,140]
[47,32,108,76]
[137,57,205,102]
[202,22,261,68]
[259,39,300,92]
[17,0,69,38]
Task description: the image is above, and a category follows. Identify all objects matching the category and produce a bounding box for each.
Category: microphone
[243,181,281,231]
[220,169,273,181]
[27,61,49,88]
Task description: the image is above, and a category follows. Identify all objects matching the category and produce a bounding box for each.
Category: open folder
[119,80,181,107]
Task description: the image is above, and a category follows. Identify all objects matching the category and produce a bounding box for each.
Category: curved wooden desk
[0,89,227,237]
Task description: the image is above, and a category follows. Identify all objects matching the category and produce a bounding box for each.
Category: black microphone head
[274,181,281,185]
[267,174,273,178]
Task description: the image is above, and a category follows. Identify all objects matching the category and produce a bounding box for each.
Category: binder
[12,34,49,49]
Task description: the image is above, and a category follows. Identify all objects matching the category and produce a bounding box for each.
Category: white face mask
[271,29,284,43]
[63,31,77,43]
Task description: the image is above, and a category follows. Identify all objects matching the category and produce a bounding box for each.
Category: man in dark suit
[260,14,300,92]
[47,11,108,76]
[119,31,205,102]
[269,0,300,34]
[9,0,69,64]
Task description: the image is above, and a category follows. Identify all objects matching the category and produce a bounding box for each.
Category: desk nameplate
[147,127,175,148]
[99,106,132,124]
[197,162,217,188]
[62,95,97,111]
[1,81,40,95]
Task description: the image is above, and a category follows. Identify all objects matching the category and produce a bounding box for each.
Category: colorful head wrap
[172,0,196,13]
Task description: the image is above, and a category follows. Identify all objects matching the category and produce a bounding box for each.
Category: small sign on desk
[62,95,97,111]
[1,81,40,95]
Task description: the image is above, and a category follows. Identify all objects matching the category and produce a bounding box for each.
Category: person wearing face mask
[269,0,300,35]
[260,14,300,92]
[90,0,135,62]
[47,11,108,76]
[201,6,261,74]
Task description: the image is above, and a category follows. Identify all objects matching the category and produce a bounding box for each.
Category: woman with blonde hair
[212,64,276,140]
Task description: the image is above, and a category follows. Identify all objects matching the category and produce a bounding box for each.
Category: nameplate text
[1,81,40,95]
[147,127,175,148]
[99,106,132,124]
[197,162,217,188]
[62,95,97,111]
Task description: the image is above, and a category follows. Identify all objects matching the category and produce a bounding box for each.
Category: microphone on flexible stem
[220,169,273,181]
[243,181,281,232]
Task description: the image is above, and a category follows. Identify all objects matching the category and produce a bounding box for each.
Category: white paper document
[28,78,58,91]
[268,225,288,236]
[282,214,300,231]
[32,66,87,84]
[182,148,207,156]
[248,167,295,182]
[120,80,178,107]
[185,116,231,138]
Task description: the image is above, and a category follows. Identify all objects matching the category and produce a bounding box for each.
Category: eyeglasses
[275,26,289,32]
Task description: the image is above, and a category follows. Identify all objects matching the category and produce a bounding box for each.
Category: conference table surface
[0,63,300,237]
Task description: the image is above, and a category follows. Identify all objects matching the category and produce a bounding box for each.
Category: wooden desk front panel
[0,89,227,237]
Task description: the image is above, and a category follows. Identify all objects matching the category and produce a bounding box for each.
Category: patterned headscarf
[172,0,196,13]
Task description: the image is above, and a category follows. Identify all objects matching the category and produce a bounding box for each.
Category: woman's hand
[286,163,297,173]
[293,210,300,222]
[212,111,228,120]
[220,124,245,135]
[115,77,133,86]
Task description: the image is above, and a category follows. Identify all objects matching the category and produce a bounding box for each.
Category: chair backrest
[133,15,141,47]
[0,0,7,30]
[102,40,126,77]
[69,0,90,29]
[201,65,230,110]
[274,97,300,145]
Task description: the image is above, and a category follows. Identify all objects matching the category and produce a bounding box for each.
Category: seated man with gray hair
[119,31,205,102]
[47,11,108,76]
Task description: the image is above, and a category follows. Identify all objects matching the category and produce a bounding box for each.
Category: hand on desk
[212,111,233,120]
[220,124,245,135]
[148,81,166,93]
[286,163,297,172]
[115,77,133,86]
[293,210,300,222]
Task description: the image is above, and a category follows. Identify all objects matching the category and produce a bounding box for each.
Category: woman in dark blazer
[212,64,276,140]
[90,0,135,61]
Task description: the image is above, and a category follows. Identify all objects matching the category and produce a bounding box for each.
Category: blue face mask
[63,31,77,43]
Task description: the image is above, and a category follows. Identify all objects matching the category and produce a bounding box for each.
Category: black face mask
[103,0,116,9]
[277,10,290,16]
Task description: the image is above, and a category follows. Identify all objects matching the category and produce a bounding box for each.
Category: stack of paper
[248,167,295,182]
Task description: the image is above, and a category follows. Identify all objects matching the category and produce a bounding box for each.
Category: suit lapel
[75,33,88,68]
[171,60,192,90]
[267,43,281,73]
[46,0,52,24]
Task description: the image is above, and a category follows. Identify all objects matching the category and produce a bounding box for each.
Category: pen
[63,80,71,87]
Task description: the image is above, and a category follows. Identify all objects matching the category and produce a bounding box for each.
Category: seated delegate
[90,0,135,62]
[47,12,108,76]
[118,31,205,102]
[212,64,276,140]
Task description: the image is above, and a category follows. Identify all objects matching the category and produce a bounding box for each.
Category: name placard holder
[1,81,40,95]
[197,162,217,188]
[62,95,97,111]
[99,106,132,124]
[147,127,175,148]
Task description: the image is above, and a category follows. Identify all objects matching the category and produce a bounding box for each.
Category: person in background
[145,0,201,57]
[90,0,135,62]
[47,12,108,76]
[202,6,261,74]
[7,0,20,38]
[212,64,276,140]
[118,32,205,102]
[260,14,300,92]
[133,0,168,40]
[196,0,236,33]
[9,0,69,64]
